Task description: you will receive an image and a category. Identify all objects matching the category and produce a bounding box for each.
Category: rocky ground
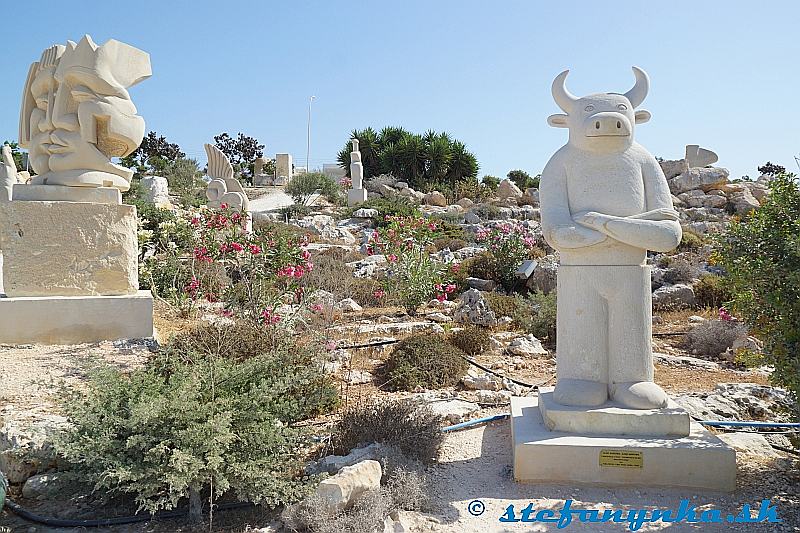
[1,159,798,532]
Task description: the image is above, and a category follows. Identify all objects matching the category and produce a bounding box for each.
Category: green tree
[2,141,27,174]
[213,132,265,183]
[507,169,538,190]
[286,172,340,205]
[121,131,185,175]
[482,175,500,190]
[713,173,800,416]
[337,127,479,193]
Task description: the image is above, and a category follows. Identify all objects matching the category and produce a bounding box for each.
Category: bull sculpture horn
[624,66,650,108]
[551,69,579,113]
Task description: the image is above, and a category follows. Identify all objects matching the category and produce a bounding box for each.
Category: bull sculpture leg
[553,266,608,407]
[605,266,667,409]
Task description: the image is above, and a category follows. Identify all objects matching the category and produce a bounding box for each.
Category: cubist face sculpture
[19,35,151,191]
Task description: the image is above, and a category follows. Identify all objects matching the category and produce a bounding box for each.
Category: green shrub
[383,335,469,391]
[484,292,528,324]
[713,173,800,414]
[286,172,340,205]
[433,237,467,252]
[55,325,337,517]
[449,326,491,356]
[678,231,705,252]
[330,400,444,463]
[303,253,384,308]
[693,274,732,309]
[518,291,558,341]
[279,203,314,220]
[350,196,421,226]
[683,318,748,358]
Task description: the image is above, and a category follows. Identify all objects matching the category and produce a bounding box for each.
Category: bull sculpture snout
[585,112,631,138]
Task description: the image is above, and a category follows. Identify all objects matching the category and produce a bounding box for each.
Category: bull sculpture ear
[547,114,569,128]
[634,110,651,124]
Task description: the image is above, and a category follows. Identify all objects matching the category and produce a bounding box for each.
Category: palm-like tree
[396,134,426,186]
[446,140,479,188]
[424,135,452,185]
[336,127,381,178]
[378,126,408,147]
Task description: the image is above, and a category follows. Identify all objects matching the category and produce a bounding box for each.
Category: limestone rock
[140,176,171,207]
[507,334,548,356]
[462,372,503,391]
[315,460,382,511]
[728,187,760,215]
[0,201,138,297]
[659,158,689,180]
[465,277,496,291]
[453,289,498,326]
[353,208,378,219]
[456,197,474,208]
[652,283,696,309]
[718,433,779,457]
[308,443,388,475]
[677,189,727,209]
[336,298,363,312]
[22,472,60,500]
[497,179,523,200]
[0,408,66,483]
[667,167,729,194]
[426,399,480,423]
[424,191,447,207]
[525,254,558,294]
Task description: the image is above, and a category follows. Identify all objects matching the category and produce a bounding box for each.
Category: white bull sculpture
[540,67,682,410]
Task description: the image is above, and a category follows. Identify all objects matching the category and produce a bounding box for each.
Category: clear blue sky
[4,1,799,179]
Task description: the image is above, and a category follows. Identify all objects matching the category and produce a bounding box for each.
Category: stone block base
[347,188,368,206]
[0,291,153,344]
[12,184,121,204]
[0,201,138,297]
[511,395,736,491]
[253,174,274,187]
[539,389,690,437]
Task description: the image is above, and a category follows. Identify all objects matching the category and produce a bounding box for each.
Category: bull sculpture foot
[553,378,607,407]
[610,381,668,409]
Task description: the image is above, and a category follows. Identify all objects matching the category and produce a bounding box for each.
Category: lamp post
[306,95,315,172]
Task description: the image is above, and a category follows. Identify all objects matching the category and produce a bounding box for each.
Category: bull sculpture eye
[584,105,594,112]
[617,103,628,111]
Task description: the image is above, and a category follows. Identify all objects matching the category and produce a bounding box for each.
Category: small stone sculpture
[0,145,18,202]
[204,143,249,211]
[685,144,718,168]
[540,67,681,410]
[347,139,368,206]
[19,36,151,192]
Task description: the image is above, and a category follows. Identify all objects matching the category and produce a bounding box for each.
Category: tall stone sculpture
[17,36,151,202]
[510,67,735,491]
[540,66,681,410]
[204,143,249,212]
[0,35,153,344]
[347,138,367,206]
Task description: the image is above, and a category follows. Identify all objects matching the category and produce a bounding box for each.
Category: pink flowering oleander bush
[189,205,313,323]
[474,222,539,290]
[366,216,457,315]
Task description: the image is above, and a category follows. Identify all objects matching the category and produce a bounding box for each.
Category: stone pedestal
[538,390,690,437]
[511,392,736,491]
[276,154,293,181]
[253,174,273,187]
[0,291,153,344]
[0,200,138,297]
[12,184,121,204]
[347,188,368,207]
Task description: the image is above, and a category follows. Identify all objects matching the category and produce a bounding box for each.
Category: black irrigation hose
[4,499,254,528]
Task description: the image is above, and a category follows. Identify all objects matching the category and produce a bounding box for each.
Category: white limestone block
[0,201,138,296]
[314,460,382,511]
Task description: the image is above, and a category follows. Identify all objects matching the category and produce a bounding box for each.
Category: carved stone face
[19,35,151,191]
